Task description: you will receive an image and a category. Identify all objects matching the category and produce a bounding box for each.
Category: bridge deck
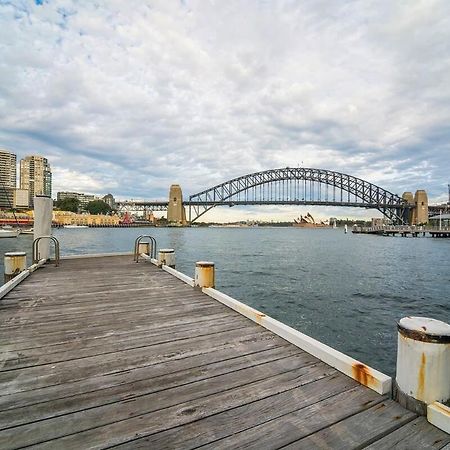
[1,256,448,449]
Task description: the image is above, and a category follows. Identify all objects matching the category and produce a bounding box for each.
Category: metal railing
[32,236,60,266]
[134,235,157,262]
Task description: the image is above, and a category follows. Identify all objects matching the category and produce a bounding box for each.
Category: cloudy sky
[0,0,449,221]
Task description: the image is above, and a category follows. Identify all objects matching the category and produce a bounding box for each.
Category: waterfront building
[20,155,52,207]
[52,210,121,226]
[57,191,97,210]
[0,149,16,189]
[0,149,17,209]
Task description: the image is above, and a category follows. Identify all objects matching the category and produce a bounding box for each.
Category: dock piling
[158,249,175,268]
[33,196,53,260]
[3,252,27,283]
[138,242,150,256]
[395,316,450,415]
[195,261,215,288]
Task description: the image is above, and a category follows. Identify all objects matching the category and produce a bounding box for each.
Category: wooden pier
[0,255,449,449]
[352,226,450,238]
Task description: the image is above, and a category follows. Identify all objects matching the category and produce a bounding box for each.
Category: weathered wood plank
[0,311,234,351]
[14,361,337,449]
[115,372,358,450]
[0,347,304,431]
[198,385,385,450]
[365,417,450,449]
[0,316,251,371]
[283,400,416,449]
[0,327,281,394]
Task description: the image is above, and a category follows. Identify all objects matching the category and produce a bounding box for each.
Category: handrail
[134,235,157,262]
[32,236,60,266]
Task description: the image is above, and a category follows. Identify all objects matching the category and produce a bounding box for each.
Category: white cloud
[0,0,449,221]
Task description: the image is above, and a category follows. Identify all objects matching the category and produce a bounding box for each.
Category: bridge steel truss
[188,167,409,224]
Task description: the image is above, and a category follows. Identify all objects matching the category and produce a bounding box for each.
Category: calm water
[1,227,449,376]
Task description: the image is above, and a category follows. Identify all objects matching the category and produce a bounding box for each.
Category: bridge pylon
[167,185,187,225]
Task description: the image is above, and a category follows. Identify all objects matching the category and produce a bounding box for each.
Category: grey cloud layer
[0,0,449,212]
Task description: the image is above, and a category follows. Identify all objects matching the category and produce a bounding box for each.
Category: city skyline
[1,1,449,221]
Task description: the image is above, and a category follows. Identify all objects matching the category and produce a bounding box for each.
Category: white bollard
[33,196,53,260]
[138,242,150,256]
[4,252,27,283]
[158,249,175,268]
[395,317,450,415]
[195,261,215,288]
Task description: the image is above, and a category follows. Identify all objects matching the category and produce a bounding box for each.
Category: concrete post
[158,249,175,268]
[4,252,27,283]
[33,196,53,260]
[395,316,450,415]
[138,242,150,256]
[195,261,215,288]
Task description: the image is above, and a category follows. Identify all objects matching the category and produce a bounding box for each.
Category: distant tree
[86,200,111,215]
[55,197,80,213]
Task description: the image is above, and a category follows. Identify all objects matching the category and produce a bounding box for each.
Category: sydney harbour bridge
[116,167,436,224]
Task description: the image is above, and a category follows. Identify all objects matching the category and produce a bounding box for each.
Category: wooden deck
[0,255,448,449]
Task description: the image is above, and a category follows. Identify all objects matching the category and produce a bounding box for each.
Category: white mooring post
[4,252,27,283]
[395,316,450,415]
[158,249,175,268]
[33,196,53,260]
[195,261,215,288]
[138,242,150,256]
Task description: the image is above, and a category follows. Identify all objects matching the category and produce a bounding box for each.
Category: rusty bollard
[4,252,27,283]
[395,316,450,415]
[195,261,215,288]
[138,242,150,256]
[158,249,175,268]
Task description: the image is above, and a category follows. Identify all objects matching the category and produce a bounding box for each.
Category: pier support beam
[4,252,27,283]
[33,196,53,260]
[195,261,215,288]
[394,316,450,415]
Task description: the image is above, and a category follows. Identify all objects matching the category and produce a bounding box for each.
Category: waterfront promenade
[0,255,448,448]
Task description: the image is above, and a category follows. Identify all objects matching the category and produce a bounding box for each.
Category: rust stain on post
[417,353,426,400]
[352,363,377,389]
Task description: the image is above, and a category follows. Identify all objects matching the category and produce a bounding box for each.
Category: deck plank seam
[101,370,356,450]
[0,329,284,396]
[0,323,257,373]
[0,349,305,431]
[0,345,297,412]
[275,399,417,450]
[2,360,336,448]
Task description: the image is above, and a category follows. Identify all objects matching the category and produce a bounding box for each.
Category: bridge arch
[188,167,408,223]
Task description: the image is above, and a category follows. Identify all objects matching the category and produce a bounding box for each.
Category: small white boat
[21,228,34,235]
[0,228,19,238]
[64,225,89,229]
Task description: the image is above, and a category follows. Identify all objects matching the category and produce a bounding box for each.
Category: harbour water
[1,226,449,376]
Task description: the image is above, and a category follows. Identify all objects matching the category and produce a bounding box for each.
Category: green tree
[55,197,80,212]
[86,200,111,215]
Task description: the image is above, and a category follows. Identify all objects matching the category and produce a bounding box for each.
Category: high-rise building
[0,149,16,189]
[0,149,17,209]
[20,155,52,207]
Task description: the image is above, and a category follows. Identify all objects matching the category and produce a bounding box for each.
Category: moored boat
[0,228,19,238]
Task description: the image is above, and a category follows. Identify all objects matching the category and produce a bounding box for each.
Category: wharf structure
[0,252,449,447]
